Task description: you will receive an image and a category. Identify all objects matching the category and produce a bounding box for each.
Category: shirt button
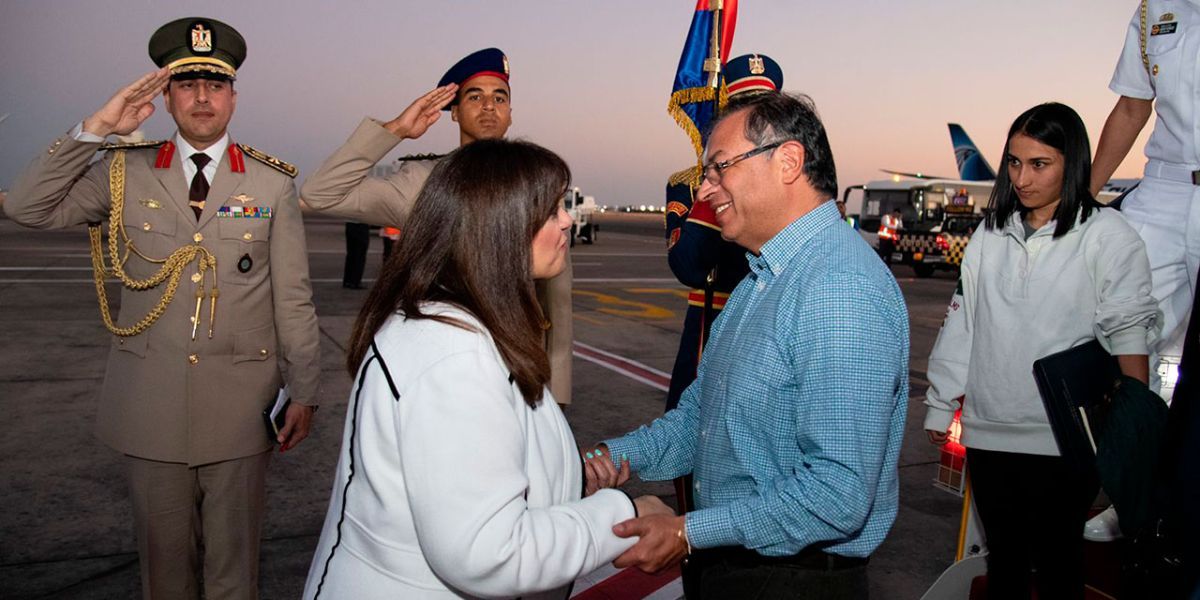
[694,482,701,491]
[259,349,269,357]
[191,273,202,283]
[193,233,204,243]
[143,222,152,231]
[243,232,253,241]
[188,354,199,365]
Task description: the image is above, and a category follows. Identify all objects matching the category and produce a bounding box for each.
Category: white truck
[563,187,598,246]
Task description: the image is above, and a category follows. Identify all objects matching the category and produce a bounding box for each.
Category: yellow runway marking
[574,313,607,326]
[625,287,690,301]
[572,290,675,319]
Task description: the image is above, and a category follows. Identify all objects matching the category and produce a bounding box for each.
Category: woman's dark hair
[345,139,569,407]
[984,102,1100,238]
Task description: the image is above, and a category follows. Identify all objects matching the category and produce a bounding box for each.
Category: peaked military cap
[149,17,246,81]
[725,53,783,97]
[437,48,509,111]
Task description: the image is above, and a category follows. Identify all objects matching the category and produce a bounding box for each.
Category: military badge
[231,193,255,204]
[139,199,163,209]
[749,55,765,75]
[1152,22,1177,36]
[190,22,213,54]
[238,254,253,273]
[1161,12,1175,22]
[502,54,510,75]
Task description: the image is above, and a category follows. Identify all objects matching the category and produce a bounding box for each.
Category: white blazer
[303,304,636,599]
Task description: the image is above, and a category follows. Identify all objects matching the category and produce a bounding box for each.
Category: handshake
[580,445,691,574]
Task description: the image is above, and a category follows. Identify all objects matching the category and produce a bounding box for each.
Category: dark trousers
[682,546,869,600]
[343,222,370,286]
[967,448,1099,600]
[382,237,396,262]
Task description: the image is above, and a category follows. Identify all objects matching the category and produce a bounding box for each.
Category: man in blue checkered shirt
[584,92,909,599]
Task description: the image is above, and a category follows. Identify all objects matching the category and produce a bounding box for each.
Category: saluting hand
[383,84,458,140]
[82,68,170,138]
[278,403,315,452]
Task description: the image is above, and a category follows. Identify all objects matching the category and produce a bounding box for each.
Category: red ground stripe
[572,342,671,390]
[573,565,681,600]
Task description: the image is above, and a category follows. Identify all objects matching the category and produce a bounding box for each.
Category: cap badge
[749,55,765,75]
[190,23,213,54]
[502,55,510,75]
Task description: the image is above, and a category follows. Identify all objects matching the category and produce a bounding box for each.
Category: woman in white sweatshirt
[923,102,1158,600]
[303,139,671,599]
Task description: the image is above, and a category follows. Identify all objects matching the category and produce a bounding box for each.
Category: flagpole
[708,0,724,117]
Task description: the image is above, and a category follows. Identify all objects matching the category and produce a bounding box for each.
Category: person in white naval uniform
[1087,0,1200,541]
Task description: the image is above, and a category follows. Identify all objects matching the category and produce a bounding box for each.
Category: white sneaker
[1083,505,1123,542]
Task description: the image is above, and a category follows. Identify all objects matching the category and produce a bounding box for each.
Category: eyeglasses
[702,142,783,184]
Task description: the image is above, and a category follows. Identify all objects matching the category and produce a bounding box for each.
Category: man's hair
[345,139,569,406]
[709,92,838,199]
[984,102,1099,238]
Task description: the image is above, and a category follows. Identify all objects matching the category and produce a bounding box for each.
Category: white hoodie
[923,207,1160,455]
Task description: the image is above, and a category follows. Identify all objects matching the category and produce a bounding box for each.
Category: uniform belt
[687,544,869,572]
[1144,160,1200,186]
[688,289,728,309]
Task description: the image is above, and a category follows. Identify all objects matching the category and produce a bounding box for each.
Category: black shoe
[342,282,365,290]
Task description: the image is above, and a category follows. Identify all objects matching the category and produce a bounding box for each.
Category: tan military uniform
[301,117,573,404]
[6,131,321,465]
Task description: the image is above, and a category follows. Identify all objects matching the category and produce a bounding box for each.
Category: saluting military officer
[302,47,575,406]
[4,17,320,599]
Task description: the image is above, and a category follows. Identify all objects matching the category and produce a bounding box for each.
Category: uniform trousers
[342,222,370,288]
[966,448,1098,600]
[1122,166,1200,393]
[126,451,271,600]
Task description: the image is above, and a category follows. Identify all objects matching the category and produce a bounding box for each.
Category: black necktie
[189,153,211,220]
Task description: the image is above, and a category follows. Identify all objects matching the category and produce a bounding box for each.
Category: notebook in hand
[1033,339,1120,471]
[263,386,291,442]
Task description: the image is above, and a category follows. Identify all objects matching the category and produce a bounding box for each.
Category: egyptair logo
[954,146,976,172]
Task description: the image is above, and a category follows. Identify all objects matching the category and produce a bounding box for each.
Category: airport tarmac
[0,211,962,599]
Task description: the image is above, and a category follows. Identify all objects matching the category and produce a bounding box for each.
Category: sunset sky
[0,1,1151,209]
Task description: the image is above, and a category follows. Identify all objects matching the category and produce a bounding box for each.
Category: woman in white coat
[303,139,671,599]
[923,103,1159,600]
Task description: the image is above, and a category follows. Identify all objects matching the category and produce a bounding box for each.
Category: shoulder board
[100,139,167,151]
[395,152,445,163]
[237,143,298,178]
[668,165,702,188]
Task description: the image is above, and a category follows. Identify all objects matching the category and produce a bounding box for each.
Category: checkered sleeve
[603,379,701,480]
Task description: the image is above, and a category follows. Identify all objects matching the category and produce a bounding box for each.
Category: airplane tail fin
[948,123,996,181]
